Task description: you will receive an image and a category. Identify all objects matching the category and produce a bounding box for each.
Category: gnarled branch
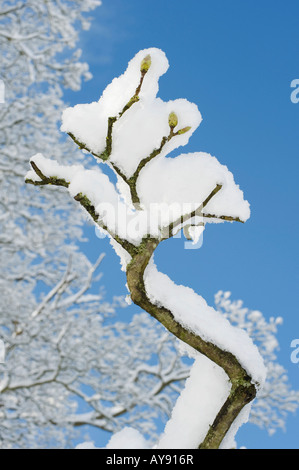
[126,237,257,449]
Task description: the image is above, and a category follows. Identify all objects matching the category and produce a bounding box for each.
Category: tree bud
[168,112,178,129]
[140,54,151,73]
[177,126,191,135]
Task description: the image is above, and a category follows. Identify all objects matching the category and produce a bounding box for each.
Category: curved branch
[26,161,69,187]
[126,237,257,449]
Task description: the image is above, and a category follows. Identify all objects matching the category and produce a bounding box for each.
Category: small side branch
[67,132,101,159]
[127,133,171,205]
[67,66,149,166]
[202,213,244,223]
[25,161,137,256]
[73,192,98,222]
[165,184,245,239]
[72,193,137,256]
[98,116,117,161]
[97,64,151,163]
[128,125,192,206]
[25,161,69,187]
[67,63,152,195]
[167,184,222,238]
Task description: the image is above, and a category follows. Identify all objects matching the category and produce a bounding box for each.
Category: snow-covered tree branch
[25,48,271,448]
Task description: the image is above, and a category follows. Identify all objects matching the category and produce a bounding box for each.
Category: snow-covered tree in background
[0,0,101,313]
[0,251,192,449]
[0,0,106,447]
[26,47,299,448]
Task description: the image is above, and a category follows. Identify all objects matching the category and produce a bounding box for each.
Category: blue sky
[64,0,299,449]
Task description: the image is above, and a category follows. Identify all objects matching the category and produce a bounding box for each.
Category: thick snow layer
[28,48,251,244]
[105,427,149,449]
[144,259,266,386]
[68,169,119,208]
[61,48,171,158]
[25,156,202,245]
[158,354,231,448]
[109,238,132,271]
[54,47,250,240]
[25,155,180,240]
[110,98,202,177]
[61,48,202,178]
[138,152,250,222]
[25,153,84,182]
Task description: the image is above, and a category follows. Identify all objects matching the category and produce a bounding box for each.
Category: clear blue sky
[64,0,299,449]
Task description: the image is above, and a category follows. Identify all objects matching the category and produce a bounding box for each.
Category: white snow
[184,224,204,245]
[61,48,170,159]
[110,98,202,177]
[76,427,149,450]
[26,47,262,449]
[144,259,266,386]
[28,153,236,246]
[138,152,250,223]
[158,354,231,448]
[105,427,149,449]
[61,48,202,178]
[109,237,132,271]
[68,168,119,208]
[25,153,84,183]
[59,47,249,229]
[76,441,98,449]
[30,48,251,245]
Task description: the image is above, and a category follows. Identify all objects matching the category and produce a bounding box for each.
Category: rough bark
[126,237,257,449]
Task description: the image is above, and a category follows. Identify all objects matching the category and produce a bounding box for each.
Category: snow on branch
[25,47,267,449]
[60,48,250,224]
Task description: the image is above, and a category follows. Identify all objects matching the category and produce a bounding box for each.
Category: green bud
[177,126,191,135]
[168,112,178,129]
[140,54,151,73]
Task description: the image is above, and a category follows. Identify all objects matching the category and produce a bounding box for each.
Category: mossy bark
[126,237,257,449]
